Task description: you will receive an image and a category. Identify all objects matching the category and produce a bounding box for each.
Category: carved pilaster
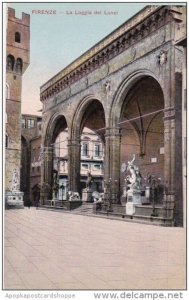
[67,139,80,192]
[40,146,53,202]
[163,108,175,220]
[104,127,121,204]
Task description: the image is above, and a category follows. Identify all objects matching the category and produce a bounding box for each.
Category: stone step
[70,203,93,214]
[95,210,173,226]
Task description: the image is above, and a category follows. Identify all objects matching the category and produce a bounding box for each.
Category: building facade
[21,114,42,205]
[5,8,30,207]
[53,128,104,200]
[40,5,186,226]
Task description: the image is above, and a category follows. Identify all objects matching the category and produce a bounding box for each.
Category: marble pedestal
[126,202,135,215]
[5,191,24,208]
[132,190,142,205]
[142,187,150,204]
[82,189,93,202]
[126,190,142,215]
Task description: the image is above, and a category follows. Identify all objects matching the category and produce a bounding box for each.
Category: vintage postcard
[2,1,187,299]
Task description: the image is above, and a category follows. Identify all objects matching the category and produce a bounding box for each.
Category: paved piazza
[4,208,186,290]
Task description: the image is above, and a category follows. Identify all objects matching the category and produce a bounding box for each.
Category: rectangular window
[81,163,89,170]
[22,118,26,128]
[82,143,89,156]
[94,144,101,157]
[93,164,101,170]
[27,119,35,128]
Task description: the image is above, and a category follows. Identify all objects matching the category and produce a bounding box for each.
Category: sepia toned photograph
[2,0,187,296]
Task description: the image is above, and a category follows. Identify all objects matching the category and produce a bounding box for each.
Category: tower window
[15,58,23,74]
[5,135,9,148]
[15,32,21,43]
[7,55,15,71]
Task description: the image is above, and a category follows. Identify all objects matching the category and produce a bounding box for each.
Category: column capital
[105,126,121,137]
[163,107,175,121]
[67,139,80,147]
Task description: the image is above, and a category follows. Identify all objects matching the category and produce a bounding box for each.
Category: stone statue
[52,172,59,199]
[104,80,111,92]
[86,172,93,190]
[11,168,19,192]
[126,155,142,192]
[68,191,80,201]
[125,155,143,210]
[92,191,104,203]
[159,50,167,66]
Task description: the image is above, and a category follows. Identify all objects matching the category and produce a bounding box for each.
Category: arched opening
[119,76,164,204]
[77,99,105,196]
[50,115,68,202]
[5,134,9,148]
[15,58,23,74]
[6,55,15,71]
[15,32,21,43]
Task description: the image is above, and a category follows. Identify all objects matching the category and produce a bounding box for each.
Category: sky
[6,1,184,115]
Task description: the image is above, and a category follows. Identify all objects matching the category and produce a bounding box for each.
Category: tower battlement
[8,7,30,26]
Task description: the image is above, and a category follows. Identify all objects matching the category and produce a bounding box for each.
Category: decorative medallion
[158,50,167,65]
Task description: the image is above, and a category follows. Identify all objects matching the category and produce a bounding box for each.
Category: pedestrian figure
[27,199,31,209]
[86,171,93,189]
[32,184,40,209]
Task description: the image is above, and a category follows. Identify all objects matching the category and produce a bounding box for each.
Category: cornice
[40,5,183,102]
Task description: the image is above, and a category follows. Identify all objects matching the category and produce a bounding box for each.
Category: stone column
[163,108,176,222]
[104,127,121,204]
[163,71,183,226]
[40,146,53,203]
[67,139,80,193]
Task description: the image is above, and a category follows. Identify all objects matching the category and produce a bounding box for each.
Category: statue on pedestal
[124,155,142,207]
[81,172,93,201]
[126,154,142,192]
[11,168,19,192]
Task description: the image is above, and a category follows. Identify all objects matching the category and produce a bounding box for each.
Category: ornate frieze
[40,6,183,102]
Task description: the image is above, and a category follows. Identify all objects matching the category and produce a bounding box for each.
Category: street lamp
[150,175,158,217]
[104,178,118,213]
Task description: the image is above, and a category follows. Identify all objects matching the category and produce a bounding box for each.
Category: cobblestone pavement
[4,208,186,290]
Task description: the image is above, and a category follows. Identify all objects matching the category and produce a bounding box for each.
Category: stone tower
[5,7,30,207]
